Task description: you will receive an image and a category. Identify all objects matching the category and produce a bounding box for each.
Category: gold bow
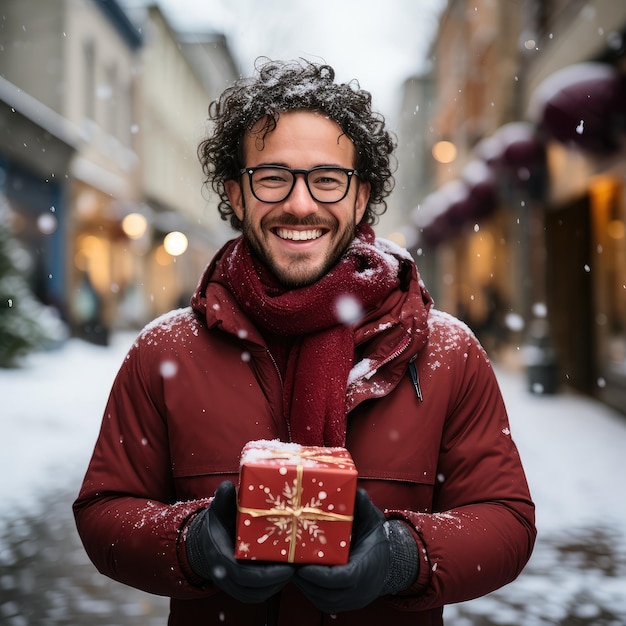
[238,464,354,562]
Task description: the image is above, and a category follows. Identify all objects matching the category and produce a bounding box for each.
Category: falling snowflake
[335,293,363,324]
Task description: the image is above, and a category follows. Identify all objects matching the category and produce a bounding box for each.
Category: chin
[273,262,327,288]
[275,271,323,289]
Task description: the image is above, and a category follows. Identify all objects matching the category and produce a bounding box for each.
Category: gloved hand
[294,488,418,613]
[186,480,295,603]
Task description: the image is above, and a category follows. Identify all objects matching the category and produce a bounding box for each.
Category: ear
[225,179,245,221]
[354,180,371,224]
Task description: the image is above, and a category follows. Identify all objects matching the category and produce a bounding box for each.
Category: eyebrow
[248,163,350,169]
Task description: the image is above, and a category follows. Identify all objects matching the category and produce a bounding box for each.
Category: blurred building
[0,0,141,343]
[0,0,237,343]
[114,2,238,325]
[387,73,436,251]
[400,0,626,414]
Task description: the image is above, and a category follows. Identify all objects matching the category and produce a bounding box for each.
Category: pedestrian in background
[74,58,536,625]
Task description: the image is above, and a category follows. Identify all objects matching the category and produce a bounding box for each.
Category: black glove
[294,489,418,613]
[186,480,295,603]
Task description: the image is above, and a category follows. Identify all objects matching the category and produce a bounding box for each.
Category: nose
[282,173,318,218]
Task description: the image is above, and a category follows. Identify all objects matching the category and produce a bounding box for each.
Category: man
[74,59,535,625]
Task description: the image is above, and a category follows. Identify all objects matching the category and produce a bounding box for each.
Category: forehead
[243,110,356,166]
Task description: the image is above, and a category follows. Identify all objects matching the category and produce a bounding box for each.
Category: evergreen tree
[0,193,66,367]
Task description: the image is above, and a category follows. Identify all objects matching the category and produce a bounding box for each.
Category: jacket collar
[191,235,433,406]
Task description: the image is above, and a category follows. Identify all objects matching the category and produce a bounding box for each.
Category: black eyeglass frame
[239,165,359,204]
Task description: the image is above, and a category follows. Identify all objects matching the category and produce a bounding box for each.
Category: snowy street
[1,333,626,625]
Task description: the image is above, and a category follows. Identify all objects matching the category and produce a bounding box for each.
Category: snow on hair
[198,58,396,230]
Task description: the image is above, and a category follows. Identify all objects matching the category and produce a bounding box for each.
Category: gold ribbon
[238,464,354,562]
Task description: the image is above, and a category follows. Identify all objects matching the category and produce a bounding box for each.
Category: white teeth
[276,228,323,241]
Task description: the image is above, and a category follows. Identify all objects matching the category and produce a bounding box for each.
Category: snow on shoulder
[136,307,201,348]
[426,308,489,371]
[427,308,477,341]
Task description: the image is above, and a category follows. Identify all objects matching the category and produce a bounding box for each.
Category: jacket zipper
[409,354,423,402]
[371,333,412,373]
[265,348,293,442]
[353,333,423,402]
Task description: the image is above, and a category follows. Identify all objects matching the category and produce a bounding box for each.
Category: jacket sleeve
[387,315,536,610]
[73,338,214,599]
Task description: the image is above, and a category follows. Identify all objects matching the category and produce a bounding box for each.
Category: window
[83,39,96,121]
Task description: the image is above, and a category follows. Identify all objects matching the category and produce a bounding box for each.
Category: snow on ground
[0,332,137,523]
[451,365,626,625]
[496,366,626,534]
[1,333,626,623]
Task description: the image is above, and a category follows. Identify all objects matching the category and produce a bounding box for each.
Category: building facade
[523,0,626,413]
[401,0,626,414]
[0,0,237,343]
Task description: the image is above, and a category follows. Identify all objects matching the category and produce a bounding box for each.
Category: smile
[274,228,324,241]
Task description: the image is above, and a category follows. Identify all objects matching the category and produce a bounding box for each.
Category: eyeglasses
[240,165,359,204]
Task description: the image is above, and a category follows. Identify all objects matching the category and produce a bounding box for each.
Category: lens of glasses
[249,167,352,203]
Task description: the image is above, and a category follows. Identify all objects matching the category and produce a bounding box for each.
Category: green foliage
[0,194,66,367]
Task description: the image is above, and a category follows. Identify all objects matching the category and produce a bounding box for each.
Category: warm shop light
[607,219,625,240]
[163,231,188,256]
[432,140,457,164]
[155,244,172,266]
[122,212,148,239]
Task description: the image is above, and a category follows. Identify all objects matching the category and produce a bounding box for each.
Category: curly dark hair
[198,58,397,230]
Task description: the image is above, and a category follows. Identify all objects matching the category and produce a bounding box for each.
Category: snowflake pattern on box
[236,441,357,564]
[256,478,328,547]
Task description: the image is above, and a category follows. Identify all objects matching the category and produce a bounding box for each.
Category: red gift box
[235,440,358,565]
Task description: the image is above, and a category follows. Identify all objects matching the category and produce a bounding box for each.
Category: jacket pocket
[346,384,440,513]
[348,421,438,513]
[356,473,436,514]
[172,464,239,502]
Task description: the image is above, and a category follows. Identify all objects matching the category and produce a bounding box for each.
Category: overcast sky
[153,0,446,127]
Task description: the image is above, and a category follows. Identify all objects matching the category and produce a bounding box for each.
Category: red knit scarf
[221,224,401,447]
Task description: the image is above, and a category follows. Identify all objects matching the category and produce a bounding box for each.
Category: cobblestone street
[448,524,626,625]
[0,488,169,626]
[1,488,625,625]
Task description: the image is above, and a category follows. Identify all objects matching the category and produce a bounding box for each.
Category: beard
[241,211,357,289]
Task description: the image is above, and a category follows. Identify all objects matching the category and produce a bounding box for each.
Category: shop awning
[461,160,498,218]
[412,161,500,246]
[529,62,626,155]
[475,121,545,180]
[412,123,547,247]
[412,180,473,246]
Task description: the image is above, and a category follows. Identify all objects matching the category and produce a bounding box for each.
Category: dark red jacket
[74,240,535,625]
